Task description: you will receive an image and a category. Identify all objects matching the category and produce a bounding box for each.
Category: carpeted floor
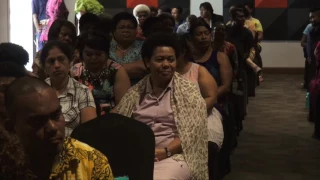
[224,74,320,180]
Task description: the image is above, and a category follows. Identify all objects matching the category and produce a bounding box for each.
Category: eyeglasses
[116,26,136,31]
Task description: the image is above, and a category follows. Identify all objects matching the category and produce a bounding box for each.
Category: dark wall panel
[223,0,320,40]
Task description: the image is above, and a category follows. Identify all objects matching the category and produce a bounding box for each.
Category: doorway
[9,0,34,71]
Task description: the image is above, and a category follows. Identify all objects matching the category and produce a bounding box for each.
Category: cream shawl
[115,72,208,180]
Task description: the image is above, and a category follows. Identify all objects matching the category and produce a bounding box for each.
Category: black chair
[71,113,155,180]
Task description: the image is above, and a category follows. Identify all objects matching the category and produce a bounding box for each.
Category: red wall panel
[126,0,158,8]
[255,0,288,8]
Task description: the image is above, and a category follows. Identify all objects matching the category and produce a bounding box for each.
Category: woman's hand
[154,149,167,162]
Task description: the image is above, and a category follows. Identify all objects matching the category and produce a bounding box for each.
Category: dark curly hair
[48,19,77,47]
[111,12,138,33]
[189,17,211,36]
[141,16,162,37]
[0,126,37,179]
[79,13,101,34]
[141,32,180,63]
[0,43,29,66]
[77,30,111,60]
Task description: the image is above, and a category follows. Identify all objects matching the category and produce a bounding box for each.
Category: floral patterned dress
[109,40,144,85]
[71,61,121,115]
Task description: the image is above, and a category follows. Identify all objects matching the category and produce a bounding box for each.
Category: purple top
[32,0,48,20]
[132,78,178,148]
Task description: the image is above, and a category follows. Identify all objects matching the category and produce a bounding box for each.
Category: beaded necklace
[82,67,111,88]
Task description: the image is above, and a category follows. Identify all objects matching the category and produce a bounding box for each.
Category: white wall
[261,42,304,68]
[0,0,9,42]
[10,0,34,70]
[65,0,76,24]
[190,0,223,17]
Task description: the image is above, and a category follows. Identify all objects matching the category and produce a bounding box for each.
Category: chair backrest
[71,113,155,180]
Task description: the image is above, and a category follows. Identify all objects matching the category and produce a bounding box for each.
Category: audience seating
[71,113,155,180]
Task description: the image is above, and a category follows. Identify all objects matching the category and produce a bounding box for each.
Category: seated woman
[114,33,209,179]
[133,4,150,39]
[33,19,77,80]
[176,34,224,149]
[157,12,175,33]
[40,41,97,136]
[189,18,233,103]
[72,31,131,115]
[141,16,163,38]
[110,12,147,85]
[213,23,239,76]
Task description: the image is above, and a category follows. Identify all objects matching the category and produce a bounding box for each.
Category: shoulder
[67,137,96,151]
[198,65,208,76]
[174,73,199,89]
[71,77,91,91]
[65,138,113,177]
[306,24,312,30]
[217,51,228,58]
[134,40,144,47]
[252,18,261,23]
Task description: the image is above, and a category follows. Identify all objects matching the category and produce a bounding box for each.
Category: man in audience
[301,13,313,89]
[200,2,224,27]
[32,0,48,51]
[171,6,184,32]
[149,6,158,17]
[158,6,171,15]
[244,2,264,81]
[226,7,254,133]
[4,76,114,179]
[226,7,254,72]
[177,14,197,35]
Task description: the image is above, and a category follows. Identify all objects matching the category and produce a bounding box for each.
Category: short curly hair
[189,17,211,36]
[0,62,26,78]
[77,30,111,60]
[141,16,162,37]
[111,12,138,33]
[0,43,29,66]
[141,32,180,63]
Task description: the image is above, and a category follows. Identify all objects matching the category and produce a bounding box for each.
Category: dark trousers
[307,59,317,92]
[315,95,320,137]
[304,60,309,89]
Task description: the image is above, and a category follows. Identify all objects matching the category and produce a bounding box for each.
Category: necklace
[117,45,132,53]
[83,68,110,88]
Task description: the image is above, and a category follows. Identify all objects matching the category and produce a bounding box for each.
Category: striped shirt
[46,77,96,136]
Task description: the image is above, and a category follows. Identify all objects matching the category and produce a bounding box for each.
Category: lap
[154,158,190,180]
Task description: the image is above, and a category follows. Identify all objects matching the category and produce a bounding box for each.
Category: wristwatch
[164,147,172,157]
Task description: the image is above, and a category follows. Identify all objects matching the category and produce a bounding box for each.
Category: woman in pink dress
[115,33,209,179]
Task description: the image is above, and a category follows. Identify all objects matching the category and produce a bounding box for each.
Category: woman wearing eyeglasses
[110,12,148,86]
